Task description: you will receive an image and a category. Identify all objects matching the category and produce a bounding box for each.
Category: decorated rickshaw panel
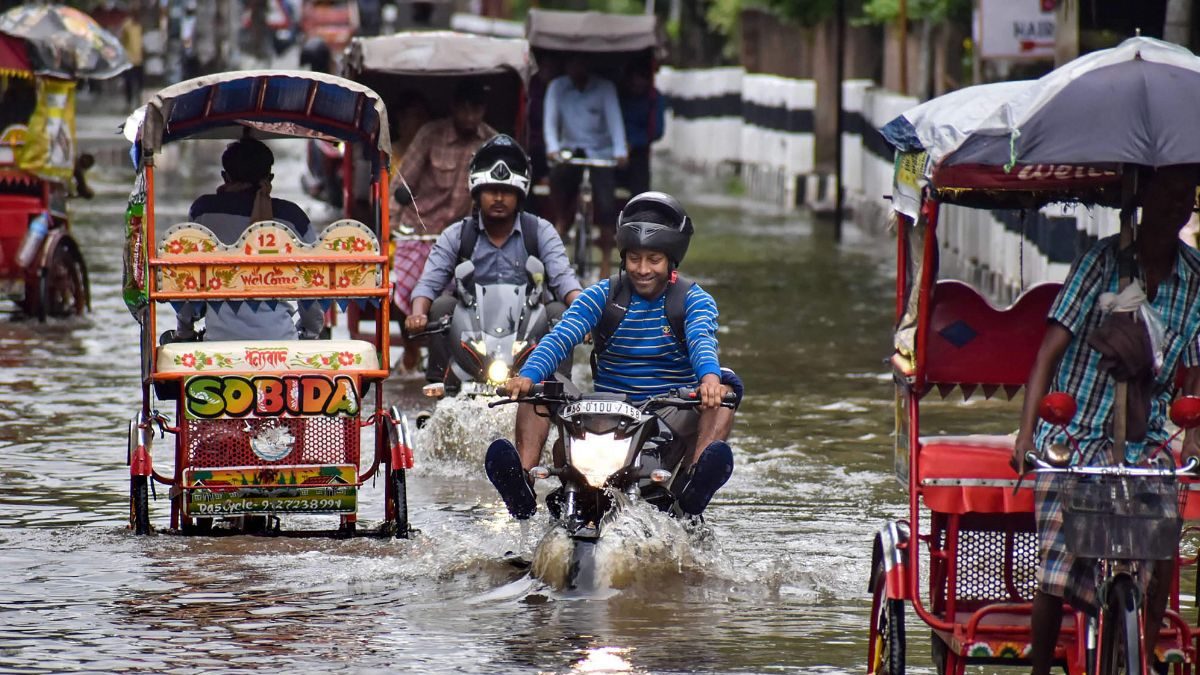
[155,220,383,296]
[180,372,362,516]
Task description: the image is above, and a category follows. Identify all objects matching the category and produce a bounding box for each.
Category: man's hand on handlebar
[1011,431,1036,474]
[405,313,428,334]
[697,374,727,410]
[503,376,535,400]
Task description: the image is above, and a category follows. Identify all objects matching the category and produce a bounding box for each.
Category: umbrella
[0,4,130,80]
[944,37,1200,169]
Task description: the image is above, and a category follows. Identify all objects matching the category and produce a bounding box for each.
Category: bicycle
[555,150,618,285]
[1025,394,1200,675]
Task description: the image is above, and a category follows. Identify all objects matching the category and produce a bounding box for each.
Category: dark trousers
[617,145,651,197]
[425,296,569,382]
[549,163,617,227]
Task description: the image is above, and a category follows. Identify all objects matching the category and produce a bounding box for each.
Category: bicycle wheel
[1098,575,1142,675]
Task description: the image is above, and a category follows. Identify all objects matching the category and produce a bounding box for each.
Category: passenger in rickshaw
[544,54,628,279]
[617,62,664,198]
[405,134,581,386]
[494,191,740,520]
[172,138,325,342]
[1012,164,1200,675]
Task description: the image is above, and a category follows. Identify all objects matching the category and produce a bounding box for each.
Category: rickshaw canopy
[135,70,391,169]
[525,9,657,53]
[344,30,530,81]
[0,34,31,77]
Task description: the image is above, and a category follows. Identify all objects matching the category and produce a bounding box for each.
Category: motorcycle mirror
[525,255,545,281]
[454,260,475,282]
[1170,395,1200,430]
[1038,392,1077,426]
[454,260,476,305]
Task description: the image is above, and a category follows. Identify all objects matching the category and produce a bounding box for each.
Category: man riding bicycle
[490,191,741,520]
[543,55,628,280]
[406,134,581,392]
[1013,164,1200,675]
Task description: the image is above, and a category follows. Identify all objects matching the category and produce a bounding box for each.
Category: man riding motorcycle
[405,134,582,392]
[491,191,741,519]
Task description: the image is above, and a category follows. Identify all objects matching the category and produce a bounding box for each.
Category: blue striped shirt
[1034,236,1200,463]
[520,279,722,400]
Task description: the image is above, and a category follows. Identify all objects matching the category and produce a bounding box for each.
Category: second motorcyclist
[405,134,582,391]
[492,191,741,519]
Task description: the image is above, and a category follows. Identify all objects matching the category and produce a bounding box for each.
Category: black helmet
[615,191,694,267]
[468,134,531,198]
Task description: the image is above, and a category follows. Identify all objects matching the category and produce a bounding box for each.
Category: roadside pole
[833,0,845,241]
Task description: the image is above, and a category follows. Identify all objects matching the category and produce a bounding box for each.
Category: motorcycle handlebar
[406,316,450,339]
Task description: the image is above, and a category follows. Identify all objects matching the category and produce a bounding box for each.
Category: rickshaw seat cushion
[924,281,1061,392]
[157,339,380,374]
[918,435,1034,514]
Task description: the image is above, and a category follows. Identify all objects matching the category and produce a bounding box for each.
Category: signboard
[183,464,357,516]
[977,0,1056,60]
[183,374,360,420]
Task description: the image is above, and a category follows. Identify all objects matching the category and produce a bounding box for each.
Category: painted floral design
[297,267,326,287]
[173,350,236,370]
[326,235,375,254]
[292,351,364,370]
[163,235,217,255]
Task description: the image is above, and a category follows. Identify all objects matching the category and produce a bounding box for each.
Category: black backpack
[591,272,695,374]
[457,211,541,263]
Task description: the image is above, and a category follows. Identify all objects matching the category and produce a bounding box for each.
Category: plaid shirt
[394,118,496,234]
[1034,235,1200,463]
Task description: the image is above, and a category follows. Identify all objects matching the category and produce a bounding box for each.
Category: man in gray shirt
[406,135,581,386]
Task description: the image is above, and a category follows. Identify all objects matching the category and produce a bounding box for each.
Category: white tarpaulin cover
[345,31,530,79]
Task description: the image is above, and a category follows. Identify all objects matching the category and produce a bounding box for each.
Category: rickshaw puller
[174,138,324,342]
[1012,164,1200,675]
[493,191,740,519]
[405,134,582,387]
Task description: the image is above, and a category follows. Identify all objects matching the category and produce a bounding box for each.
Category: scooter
[489,381,737,590]
[416,256,552,399]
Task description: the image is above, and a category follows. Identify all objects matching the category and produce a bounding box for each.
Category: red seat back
[923,281,1060,395]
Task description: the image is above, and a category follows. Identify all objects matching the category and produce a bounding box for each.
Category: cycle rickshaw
[0,5,131,319]
[122,70,412,537]
[868,71,1200,673]
[336,30,530,345]
[524,8,660,281]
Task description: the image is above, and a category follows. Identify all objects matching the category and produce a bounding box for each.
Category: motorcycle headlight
[570,433,629,488]
[470,340,487,355]
[486,360,509,384]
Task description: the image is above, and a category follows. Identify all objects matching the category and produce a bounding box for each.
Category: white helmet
[467,134,531,198]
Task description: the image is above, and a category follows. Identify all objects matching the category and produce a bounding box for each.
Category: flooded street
[0,125,1015,673]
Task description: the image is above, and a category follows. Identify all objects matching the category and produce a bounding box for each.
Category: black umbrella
[0,4,130,80]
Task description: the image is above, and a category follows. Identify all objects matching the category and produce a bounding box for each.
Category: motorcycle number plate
[560,400,640,420]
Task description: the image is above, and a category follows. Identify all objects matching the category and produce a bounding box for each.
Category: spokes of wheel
[39,242,87,319]
[130,476,151,535]
[869,559,906,675]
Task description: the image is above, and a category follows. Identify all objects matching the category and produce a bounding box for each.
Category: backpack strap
[459,213,541,263]
[519,211,540,259]
[456,215,480,264]
[592,272,694,369]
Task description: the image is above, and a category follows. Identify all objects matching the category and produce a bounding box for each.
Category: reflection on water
[0,135,1025,673]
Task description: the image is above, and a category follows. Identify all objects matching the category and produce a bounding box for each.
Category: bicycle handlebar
[553,151,619,169]
[1024,451,1200,476]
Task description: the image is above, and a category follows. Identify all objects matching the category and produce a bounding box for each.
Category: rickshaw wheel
[389,468,410,538]
[870,559,906,674]
[130,476,151,535]
[39,241,88,319]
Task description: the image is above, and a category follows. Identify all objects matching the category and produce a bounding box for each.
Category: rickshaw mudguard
[871,521,911,601]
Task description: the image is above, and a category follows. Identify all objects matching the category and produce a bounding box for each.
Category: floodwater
[0,115,1021,674]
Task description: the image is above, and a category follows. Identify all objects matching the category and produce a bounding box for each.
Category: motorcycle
[416,256,553,399]
[489,381,737,590]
